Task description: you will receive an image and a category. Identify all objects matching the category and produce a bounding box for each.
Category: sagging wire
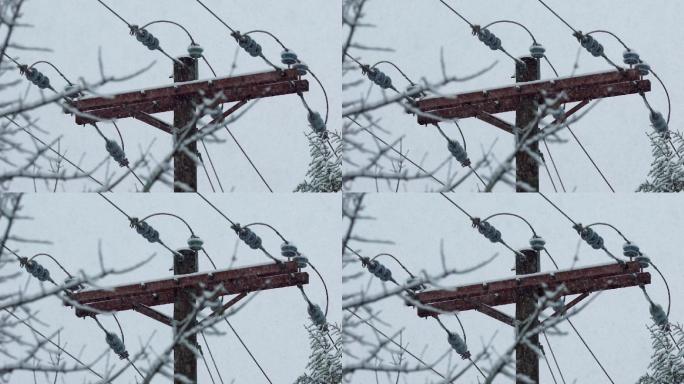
[534,0,621,71]
[7,53,144,188]
[582,222,672,318]
[439,193,527,258]
[2,247,141,377]
[97,193,182,258]
[132,212,217,267]
[478,20,566,192]
[195,192,282,263]
[480,212,559,268]
[537,192,624,264]
[584,31,677,157]
[343,58,487,189]
[348,246,484,377]
[94,1,185,67]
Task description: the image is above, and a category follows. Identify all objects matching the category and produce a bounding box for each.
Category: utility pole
[414,260,651,380]
[515,248,540,383]
[67,261,309,381]
[173,56,199,192]
[173,248,198,384]
[514,57,540,192]
[415,67,651,191]
[67,67,308,190]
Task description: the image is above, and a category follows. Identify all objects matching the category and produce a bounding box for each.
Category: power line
[223,126,273,192]
[224,319,273,384]
[566,317,615,384]
[543,331,567,384]
[3,308,105,379]
[5,117,106,188]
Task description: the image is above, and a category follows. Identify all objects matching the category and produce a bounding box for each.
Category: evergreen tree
[637,323,684,384]
[294,323,342,384]
[637,131,684,192]
[295,132,342,193]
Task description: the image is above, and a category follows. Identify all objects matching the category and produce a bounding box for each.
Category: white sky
[344,0,683,192]
[3,0,340,192]
[344,193,684,383]
[4,193,341,383]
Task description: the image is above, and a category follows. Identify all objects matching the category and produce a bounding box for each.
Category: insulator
[447,140,471,167]
[405,84,425,99]
[281,49,298,65]
[187,235,204,251]
[234,33,262,57]
[133,220,160,243]
[623,50,640,65]
[23,259,51,282]
[232,224,262,250]
[579,227,604,250]
[580,34,604,57]
[294,254,308,268]
[366,68,392,89]
[64,276,84,291]
[63,84,82,98]
[635,62,651,76]
[366,260,393,282]
[307,303,327,329]
[649,111,668,135]
[105,332,129,360]
[530,43,546,59]
[447,332,471,359]
[529,235,546,251]
[293,62,309,75]
[307,111,328,138]
[281,242,298,258]
[25,68,51,89]
[635,255,651,268]
[134,28,160,51]
[187,43,204,59]
[105,140,129,167]
[622,242,639,258]
[477,29,502,50]
[649,302,668,328]
[406,276,426,292]
[477,221,502,243]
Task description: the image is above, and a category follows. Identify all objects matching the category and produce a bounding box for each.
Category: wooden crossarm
[417,69,641,111]
[417,79,650,125]
[74,80,308,125]
[74,271,308,317]
[417,271,650,317]
[70,261,299,304]
[416,261,641,304]
[71,69,301,112]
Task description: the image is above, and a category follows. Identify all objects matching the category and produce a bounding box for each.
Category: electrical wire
[543,331,567,384]
[566,318,615,383]
[3,308,105,379]
[4,117,106,188]
[200,331,224,384]
[224,319,273,384]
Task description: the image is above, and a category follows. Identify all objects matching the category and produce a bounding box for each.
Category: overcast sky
[3,0,340,192]
[344,193,684,383]
[4,193,341,383]
[344,0,682,192]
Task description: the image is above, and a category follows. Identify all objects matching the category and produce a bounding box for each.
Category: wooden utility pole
[414,260,651,381]
[415,67,651,191]
[173,248,198,384]
[68,261,309,381]
[173,56,199,192]
[514,57,540,192]
[515,248,540,383]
